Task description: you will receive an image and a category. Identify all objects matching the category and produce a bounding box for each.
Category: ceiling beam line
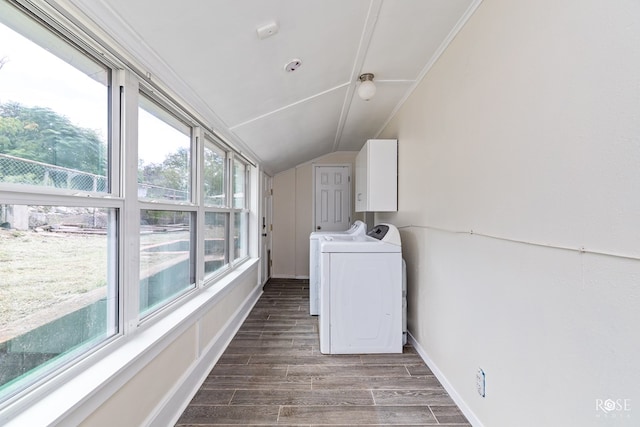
[331,0,383,153]
[228,82,350,131]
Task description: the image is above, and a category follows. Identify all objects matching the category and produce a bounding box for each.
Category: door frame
[312,163,352,232]
[259,171,272,286]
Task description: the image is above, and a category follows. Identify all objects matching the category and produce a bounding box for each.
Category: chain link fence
[137,183,189,201]
[1,153,190,201]
[0,153,107,192]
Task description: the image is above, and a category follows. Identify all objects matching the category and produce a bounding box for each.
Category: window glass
[203,142,226,207]
[0,204,117,399]
[204,212,228,277]
[138,97,191,202]
[233,211,248,261]
[0,21,109,192]
[139,209,194,316]
[232,159,246,209]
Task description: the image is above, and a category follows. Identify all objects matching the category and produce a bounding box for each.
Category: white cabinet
[355,139,397,212]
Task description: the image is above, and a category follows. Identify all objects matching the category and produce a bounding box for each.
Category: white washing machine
[309,221,366,315]
[319,223,403,354]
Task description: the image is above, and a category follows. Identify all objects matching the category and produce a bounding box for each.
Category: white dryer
[319,223,402,354]
[309,221,366,315]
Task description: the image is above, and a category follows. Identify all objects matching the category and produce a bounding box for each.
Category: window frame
[230,156,250,265]
[137,92,194,205]
[0,0,123,407]
[0,1,118,199]
[135,89,200,320]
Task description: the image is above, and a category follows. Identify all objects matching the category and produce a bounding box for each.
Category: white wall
[272,151,358,278]
[272,168,297,277]
[79,265,260,427]
[377,0,640,425]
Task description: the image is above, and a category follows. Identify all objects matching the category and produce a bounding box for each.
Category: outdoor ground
[0,229,108,342]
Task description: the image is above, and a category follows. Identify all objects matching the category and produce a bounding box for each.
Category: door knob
[317,226,321,230]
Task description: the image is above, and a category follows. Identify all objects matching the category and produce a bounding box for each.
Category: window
[203,142,226,207]
[0,204,117,398]
[138,96,191,203]
[0,4,117,403]
[139,209,195,316]
[0,20,109,193]
[232,158,249,262]
[232,158,246,209]
[201,138,252,278]
[137,95,197,317]
[204,212,228,277]
[234,210,249,260]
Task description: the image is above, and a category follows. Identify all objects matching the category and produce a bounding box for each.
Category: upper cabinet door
[355,139,398,212]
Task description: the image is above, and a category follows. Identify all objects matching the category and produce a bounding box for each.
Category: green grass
[0,229,108,329]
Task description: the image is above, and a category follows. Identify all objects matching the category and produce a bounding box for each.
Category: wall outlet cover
[476,368,486,397]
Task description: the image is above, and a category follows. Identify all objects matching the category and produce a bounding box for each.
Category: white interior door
[314,165,350,232]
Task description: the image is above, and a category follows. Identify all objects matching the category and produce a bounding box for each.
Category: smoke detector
[284,59,302,72]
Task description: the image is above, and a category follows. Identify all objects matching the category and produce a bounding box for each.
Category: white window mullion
[227,155,235,264]
[194,127,205,287]
[109,70,125,336]
[248,165,259,260]
[120,70,141,333]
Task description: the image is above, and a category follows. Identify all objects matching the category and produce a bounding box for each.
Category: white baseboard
[408,333,483,427]
[147,282,263,427]
[270,274,309,280]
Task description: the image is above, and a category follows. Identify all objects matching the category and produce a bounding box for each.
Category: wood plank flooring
[176,278,471,426]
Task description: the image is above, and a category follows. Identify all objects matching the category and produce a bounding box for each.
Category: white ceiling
[68,0,479,175]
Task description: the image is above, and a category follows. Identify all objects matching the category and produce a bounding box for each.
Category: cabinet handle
[357,193,362,201]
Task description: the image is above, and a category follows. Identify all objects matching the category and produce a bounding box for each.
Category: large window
[138,96,196,316]
[203,138,229,278]
[202,138,251,277]
[0,3,117,402]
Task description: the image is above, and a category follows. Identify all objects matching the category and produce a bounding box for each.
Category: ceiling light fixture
[357,73,376,100]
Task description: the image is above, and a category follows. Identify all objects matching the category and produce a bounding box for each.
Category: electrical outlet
[476,368,486,397]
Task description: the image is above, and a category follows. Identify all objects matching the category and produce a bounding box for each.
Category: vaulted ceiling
[69,0,480,175]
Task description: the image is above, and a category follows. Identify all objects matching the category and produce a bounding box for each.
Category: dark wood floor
[176,278,471,426]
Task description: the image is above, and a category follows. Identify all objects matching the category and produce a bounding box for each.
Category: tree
[139,147,190,200]
[204,148,225,204]
[0,102,106,176]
